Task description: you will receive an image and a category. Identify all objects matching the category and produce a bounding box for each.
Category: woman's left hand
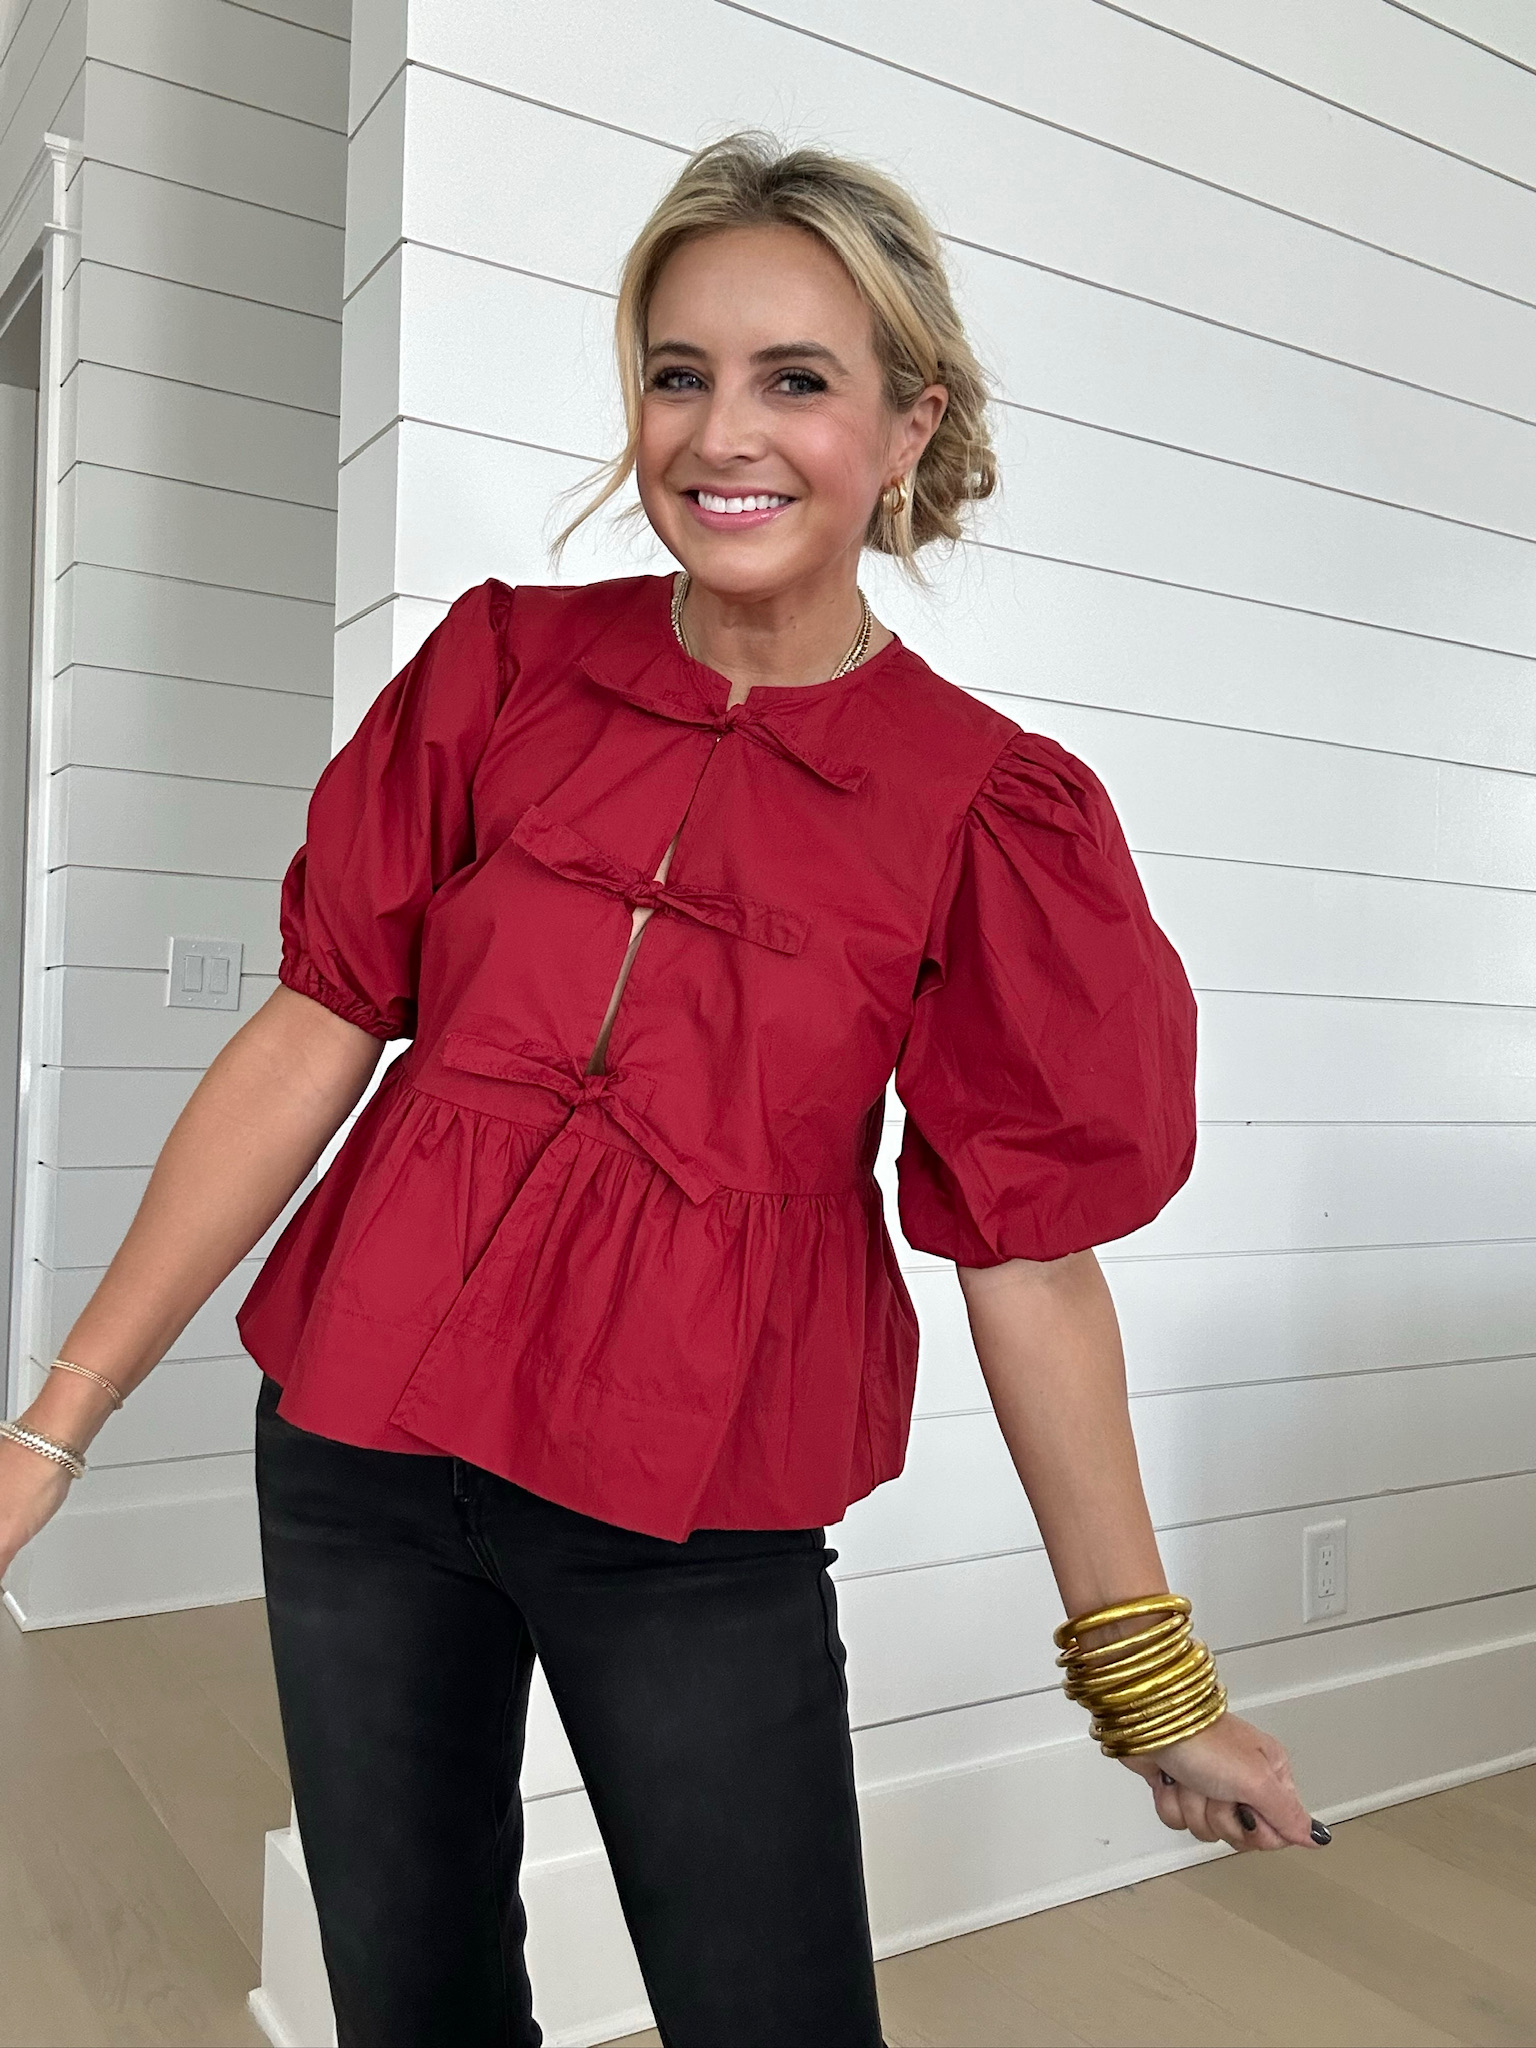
[1121,1710,1327,1852]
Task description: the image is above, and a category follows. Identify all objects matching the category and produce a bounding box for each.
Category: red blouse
[236,574,1196,1540]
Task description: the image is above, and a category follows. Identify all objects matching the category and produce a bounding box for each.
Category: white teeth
[696,491,789,514]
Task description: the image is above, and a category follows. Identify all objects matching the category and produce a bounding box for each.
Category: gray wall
[1,0,350,1625]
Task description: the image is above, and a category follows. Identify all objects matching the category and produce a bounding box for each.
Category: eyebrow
[645,338,850,375]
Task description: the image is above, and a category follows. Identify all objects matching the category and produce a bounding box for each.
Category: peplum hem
[237,1059,919,1540]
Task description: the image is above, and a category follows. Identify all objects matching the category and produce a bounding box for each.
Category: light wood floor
[2,1599,1532,2048]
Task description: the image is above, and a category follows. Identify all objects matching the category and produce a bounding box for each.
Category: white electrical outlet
[1303,1518,1348,1622]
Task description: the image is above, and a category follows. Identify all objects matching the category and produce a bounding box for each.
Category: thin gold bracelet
[48,1357,125,1411]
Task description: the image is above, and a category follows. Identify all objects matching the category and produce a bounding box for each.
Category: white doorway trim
[1,134,78,1417]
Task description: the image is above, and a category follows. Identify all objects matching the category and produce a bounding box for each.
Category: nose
[691,376,769,471]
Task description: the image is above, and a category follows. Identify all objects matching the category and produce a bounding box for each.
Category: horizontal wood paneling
[40,1157,298,1270]
[1000,692,1536,892]
[39,1257,264,1361]
[332,591,441,742]
[51,965,280,1068]
[1141,853,1536,1008]
[62,462,337,602]
[55,665,329,783]
[837,1473,1536,1728]
[847,1585,1536,1794]
[82,1354,262,1469]
[403,11,1536,416]
[831,1353,1536,1577]
[0,0,82,240]
[42,1064,199,1167]
[362,413,1536,679]
[980,407,1536,655]
[1404,0,1536,70]
[85,0,350,131]
[69,261,342,413]
[902,1236,1536,1407]
[0,0,71,121]
[878,1119,1536,1263]
[1192,990,1536,1123]
[2,0,347,1634]
[346,0,405,137]
[52,765,307,877]
[56,563,333,693]
[336,244,399,461]
[3,1450,263,1627]
[61,360,340,508]
[341,67,403,294]
[50,867,282,972]
[878,547,1536,777]
[1111,0,1536,183]
[75,157,341,316]
[753,0,1536,298]
[349,471,1536,779]
[377,229,1536,538]
[81,59,347,224]
[237,0,349,42]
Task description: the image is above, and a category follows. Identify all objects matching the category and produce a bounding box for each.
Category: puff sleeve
[276,580,516,1041]
[893,728,1197,1266]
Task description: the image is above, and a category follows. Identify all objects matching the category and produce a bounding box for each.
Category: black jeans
[254,1375,885,2048]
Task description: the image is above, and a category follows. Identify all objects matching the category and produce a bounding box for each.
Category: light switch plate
[167,936,243,1011]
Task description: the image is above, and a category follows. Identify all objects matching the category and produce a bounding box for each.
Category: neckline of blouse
[660,572,907,715]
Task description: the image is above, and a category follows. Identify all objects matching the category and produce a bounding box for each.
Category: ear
[889,383,949,477]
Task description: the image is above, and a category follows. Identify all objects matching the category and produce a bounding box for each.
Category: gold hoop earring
[881,474,911,518]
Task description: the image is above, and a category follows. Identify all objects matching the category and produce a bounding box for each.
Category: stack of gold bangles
[1055,1594,1228,1757]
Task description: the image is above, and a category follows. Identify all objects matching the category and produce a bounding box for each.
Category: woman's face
[636,223,946,604]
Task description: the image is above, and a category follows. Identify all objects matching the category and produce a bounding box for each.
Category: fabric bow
[511,803,809,957]
[438,1030,719,1204]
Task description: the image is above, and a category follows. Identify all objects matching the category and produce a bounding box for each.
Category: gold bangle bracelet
[1100,1690,1229,1757]
[1062,1629,1203,1692]
[1057,1591,1227,1761]
[1054,1594,1190,1650]
[1089,1673,1220,1737]
[1076,1644,1214,1711]
[1055,1611,1190,1672]
[1092,1671,1224,1735]
[1081,1658,1216,1720]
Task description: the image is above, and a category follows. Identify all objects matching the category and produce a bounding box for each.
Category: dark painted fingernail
[1310,1819,1332,1845]
[1159,1770,1175,1785]
[1236,1803,1258,1832]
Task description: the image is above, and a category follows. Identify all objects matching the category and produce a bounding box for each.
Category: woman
[0,134,1325,2048]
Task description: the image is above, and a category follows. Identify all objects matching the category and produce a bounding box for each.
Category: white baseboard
[1,1462,262,1628]
[248,1627,1536,2048]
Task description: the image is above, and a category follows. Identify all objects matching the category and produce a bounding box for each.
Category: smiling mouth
[685,490,795,516]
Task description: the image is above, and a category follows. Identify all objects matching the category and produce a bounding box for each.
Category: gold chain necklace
[670,572,873,680]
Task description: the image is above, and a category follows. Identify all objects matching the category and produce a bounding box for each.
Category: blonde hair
[554,130,997,567]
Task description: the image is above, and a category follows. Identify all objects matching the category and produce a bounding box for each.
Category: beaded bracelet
[48,1357,125,1410]
[1055,1594,1228,1757]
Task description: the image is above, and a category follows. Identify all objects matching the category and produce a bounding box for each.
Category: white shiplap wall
[255,3,1536,2042]
[0,0,351,1627]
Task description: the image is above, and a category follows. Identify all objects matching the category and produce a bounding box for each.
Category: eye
[647,365,706,392]
[773,368,828,396]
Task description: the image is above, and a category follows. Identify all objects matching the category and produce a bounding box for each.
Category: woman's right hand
[0,1436,76,1578]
